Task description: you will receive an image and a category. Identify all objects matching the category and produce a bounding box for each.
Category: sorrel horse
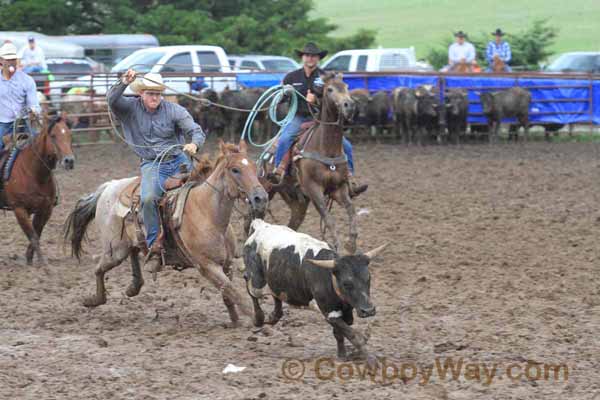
[64,141,268,326]
[1,114,74,265]
[492,54,508,73]
[264,72,359,254]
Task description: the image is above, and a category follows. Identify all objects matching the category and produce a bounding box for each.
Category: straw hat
[130,72,166,94]
[0,42,18,60]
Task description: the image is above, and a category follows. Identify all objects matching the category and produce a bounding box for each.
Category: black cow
[444,89,468,144]
[243,220,386,363]
[479,87,531,142]
[392,87,413,142]
[367,91,391,136]
[220,87,269,142]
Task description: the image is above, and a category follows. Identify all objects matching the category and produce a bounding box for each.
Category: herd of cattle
[176,85,533,144]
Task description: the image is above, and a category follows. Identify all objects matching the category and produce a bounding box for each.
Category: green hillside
[313,0,599,60]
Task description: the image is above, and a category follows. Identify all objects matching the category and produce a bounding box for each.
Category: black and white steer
[243,219,386,361]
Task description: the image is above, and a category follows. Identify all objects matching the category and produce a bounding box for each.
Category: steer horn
[305,258,336,269]
[364,243,389,260]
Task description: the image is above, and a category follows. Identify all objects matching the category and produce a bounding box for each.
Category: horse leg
[196,261,254,323]
[125,248,144,298]
[303,181,341,251]
[83,244,130,307]
[13,207,42,266]
[31,208,52,265]
[332,186,357,255]
[280,189,310,231]
[221,261,240,327]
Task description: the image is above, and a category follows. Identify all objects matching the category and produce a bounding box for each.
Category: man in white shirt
[445,31,477,71]
[18,37,46,73]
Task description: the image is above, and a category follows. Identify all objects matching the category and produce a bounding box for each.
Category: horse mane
[189,142,242,182]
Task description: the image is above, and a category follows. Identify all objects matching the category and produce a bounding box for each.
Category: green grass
[313,0,600,60]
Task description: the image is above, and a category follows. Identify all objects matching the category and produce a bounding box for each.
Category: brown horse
[1,114,74,265]
[64,140,268,326]
[492,54,508,73]
[264,72,359,253]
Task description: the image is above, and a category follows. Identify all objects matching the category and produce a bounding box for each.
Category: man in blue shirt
[0,42,40,152]
[486,28,512,72]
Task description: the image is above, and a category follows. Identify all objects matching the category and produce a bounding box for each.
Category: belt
[141,153,178,163]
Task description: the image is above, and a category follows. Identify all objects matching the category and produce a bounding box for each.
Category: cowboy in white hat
[0,41,41,153]
[107,68,206,269]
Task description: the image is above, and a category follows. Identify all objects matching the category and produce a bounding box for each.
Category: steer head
[415,85,440,118]
[306,244,388,318]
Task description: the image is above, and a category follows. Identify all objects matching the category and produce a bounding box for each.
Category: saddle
[118,171,198,270]
[0,148,11,210]
[273,121,318,176]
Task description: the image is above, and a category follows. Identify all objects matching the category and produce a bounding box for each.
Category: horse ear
[218,140,229,155]
[238,140,248,153]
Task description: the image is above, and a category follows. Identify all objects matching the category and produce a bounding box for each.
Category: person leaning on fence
[106,69,206,272]
[272,42,367,197]
[0,42,41,154]
[486,28,512,72]
[18,36,47,74]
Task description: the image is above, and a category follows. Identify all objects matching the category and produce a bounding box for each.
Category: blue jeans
[274,115,355,173]
[0,120,37,152]
[0,122,14,152]
[140,152,192,248]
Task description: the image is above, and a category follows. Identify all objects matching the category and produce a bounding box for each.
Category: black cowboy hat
[454,30,468,38]
[295,42,328,58]
[491,28,506,36]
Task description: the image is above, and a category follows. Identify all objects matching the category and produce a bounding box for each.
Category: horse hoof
[82,295,104,308]
[222,320,242,329]
[125,284,143,298]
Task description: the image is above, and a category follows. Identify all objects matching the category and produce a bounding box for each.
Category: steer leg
[332,325,347,359]
[519,114,530,142]
[266,297,283,325]
[328,317,376,367]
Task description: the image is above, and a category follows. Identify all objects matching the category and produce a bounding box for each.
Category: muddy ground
[1,140,599,399]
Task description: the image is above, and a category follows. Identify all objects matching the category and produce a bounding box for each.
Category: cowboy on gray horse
[107,69,206,270]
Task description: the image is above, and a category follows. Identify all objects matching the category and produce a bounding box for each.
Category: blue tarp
[237,73,600,125]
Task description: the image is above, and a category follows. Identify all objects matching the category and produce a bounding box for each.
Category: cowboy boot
[347,173,368,198]
[144,241,164,281]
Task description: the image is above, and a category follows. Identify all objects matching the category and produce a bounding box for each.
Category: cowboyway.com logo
[280,356,569,385]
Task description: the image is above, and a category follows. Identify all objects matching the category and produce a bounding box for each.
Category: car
[229,55,299,72]
[57,45,235,97]
[544,52,600,73]
[322,48,432,72]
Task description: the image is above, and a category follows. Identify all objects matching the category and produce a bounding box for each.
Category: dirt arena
[1,140,599,399]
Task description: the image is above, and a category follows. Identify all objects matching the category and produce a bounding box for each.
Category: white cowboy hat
[130,72,166,94]
[0,42,18,60]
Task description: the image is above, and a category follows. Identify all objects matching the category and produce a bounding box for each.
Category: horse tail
[63,182,108,261]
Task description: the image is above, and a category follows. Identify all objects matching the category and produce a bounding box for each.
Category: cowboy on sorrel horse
[0,113,75,265]
[263,72,364,254]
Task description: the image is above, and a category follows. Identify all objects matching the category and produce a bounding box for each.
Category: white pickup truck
[50,45,235,103]
[322,48,433,72]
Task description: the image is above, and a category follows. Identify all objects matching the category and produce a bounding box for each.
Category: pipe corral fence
[33,70,600,144]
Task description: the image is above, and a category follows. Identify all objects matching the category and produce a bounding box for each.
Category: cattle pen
[33,70,600,145]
